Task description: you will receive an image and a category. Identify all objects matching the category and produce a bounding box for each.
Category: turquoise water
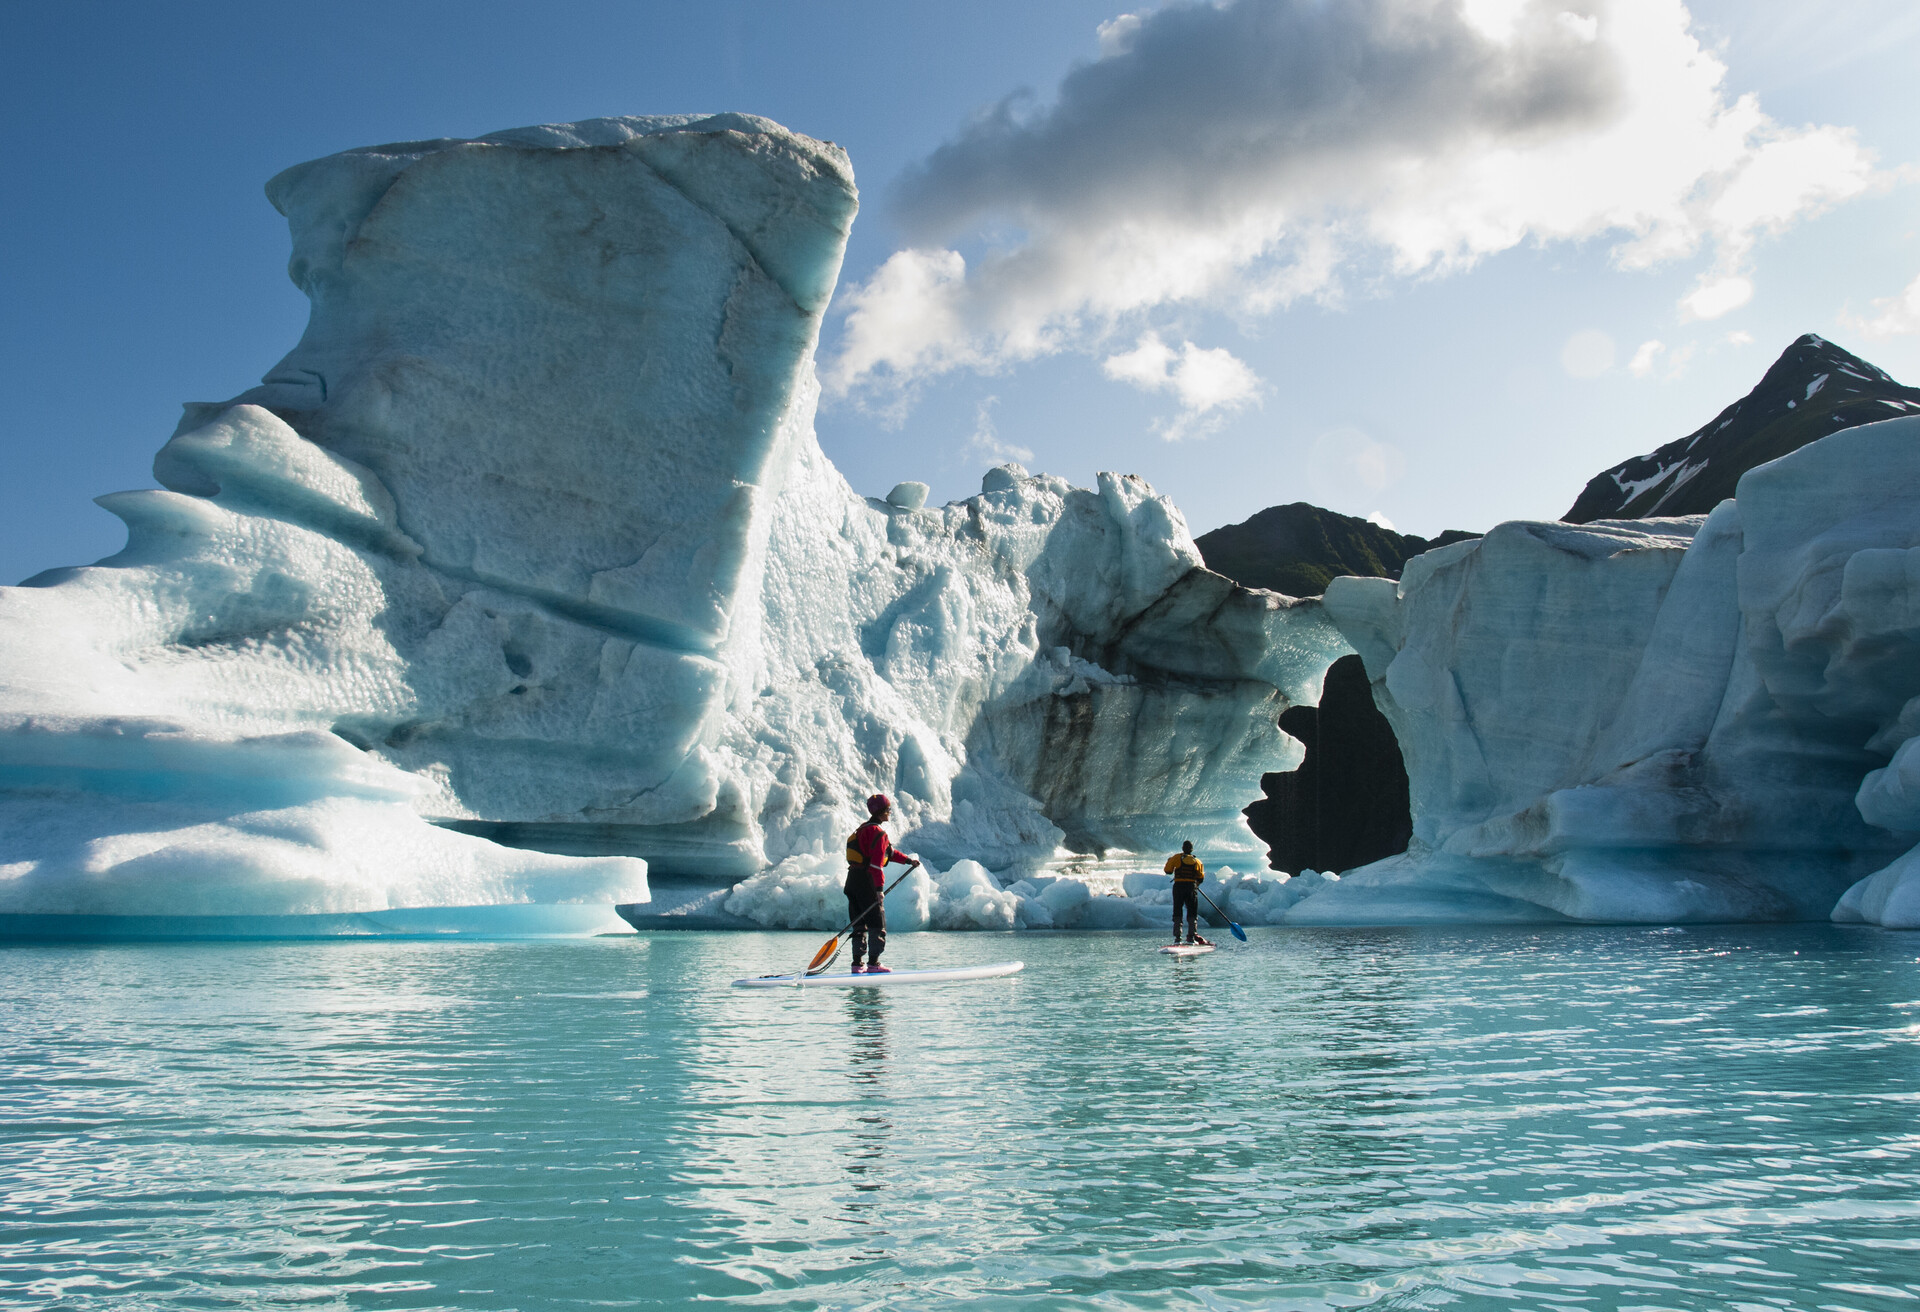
[2,926,1917,1310]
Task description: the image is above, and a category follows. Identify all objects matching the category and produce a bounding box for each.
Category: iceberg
[0,116,1344,934]
[1313,419,1920,926]
[720,852,1325,936]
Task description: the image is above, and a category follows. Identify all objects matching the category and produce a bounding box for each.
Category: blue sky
[4,1,1920,585]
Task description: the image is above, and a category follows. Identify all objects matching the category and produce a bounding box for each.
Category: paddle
[1196,884,1249,942]
[800,859,921,981]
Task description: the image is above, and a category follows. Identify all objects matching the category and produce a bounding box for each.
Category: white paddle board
[1159,942,1216,956]
[732,961,1024,989]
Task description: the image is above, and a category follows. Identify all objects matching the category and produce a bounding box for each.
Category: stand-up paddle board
[1159,942,1216,956]
[732,961,1024,989]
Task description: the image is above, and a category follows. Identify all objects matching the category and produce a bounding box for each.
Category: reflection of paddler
[1163,841,1211,946]
[844,793,919,974]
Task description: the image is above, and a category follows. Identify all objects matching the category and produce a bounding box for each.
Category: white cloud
[1844,271,1920,337]
[1561,329,1617,378]
[962,396,1034,466]
[1366,510,1398,530]
[1101,333,1179,392]
[1096,11,1144,56]
[1680,274,1754,321]
[1627,336,1705,379]
[1100,332,1262,439]
[826,248,977,403]
[1559,11,1600,41]
[1726,329,1753,345]
[828,0,1877,402]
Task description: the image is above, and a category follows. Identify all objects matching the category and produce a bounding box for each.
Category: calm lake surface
[2,925,1917,1310]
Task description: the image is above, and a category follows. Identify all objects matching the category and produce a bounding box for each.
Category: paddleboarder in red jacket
[846,793,919,974]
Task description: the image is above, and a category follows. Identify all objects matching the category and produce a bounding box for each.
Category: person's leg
[867,890,888,969]
[846,882,869,969]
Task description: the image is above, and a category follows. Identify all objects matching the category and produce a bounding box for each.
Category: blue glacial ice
[0,116,1344,932]
[1316,419,1920,928]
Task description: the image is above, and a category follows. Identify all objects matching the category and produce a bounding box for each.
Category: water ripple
[0,926,1916,1308]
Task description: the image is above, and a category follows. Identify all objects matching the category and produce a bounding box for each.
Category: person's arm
[887,848,918,866]
[1164,856,1179,874]
[1194,858,1204,884]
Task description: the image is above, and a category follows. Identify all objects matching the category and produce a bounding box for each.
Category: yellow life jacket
[847,822,887,868]
[1166,852,1204,883]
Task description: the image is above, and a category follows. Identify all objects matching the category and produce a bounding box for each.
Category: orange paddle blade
[807,936,841,973]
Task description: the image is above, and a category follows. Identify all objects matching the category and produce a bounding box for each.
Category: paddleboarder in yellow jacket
[1164,841,1212,946]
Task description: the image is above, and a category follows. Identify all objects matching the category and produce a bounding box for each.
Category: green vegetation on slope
[1196,502,1478,597]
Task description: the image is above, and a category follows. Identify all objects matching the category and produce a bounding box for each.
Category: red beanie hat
[866,793,891,816]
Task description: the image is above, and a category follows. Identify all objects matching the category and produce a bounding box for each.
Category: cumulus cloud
[1628,339,1664,376]
[1845,272,1920,338]
[826,0,1875,404]
[1100,332,1262,438]
[1680,274,1753,320]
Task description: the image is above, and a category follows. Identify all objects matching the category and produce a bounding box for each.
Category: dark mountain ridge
[1195,502,1478,597]
[1564,334,1920,523]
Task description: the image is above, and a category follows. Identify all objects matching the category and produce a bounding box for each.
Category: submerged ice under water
[2,928,1917,1310]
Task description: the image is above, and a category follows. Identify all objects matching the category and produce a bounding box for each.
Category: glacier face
[0,116,1344,928]
[1315,419,1920,927]
[733,451,1343,879]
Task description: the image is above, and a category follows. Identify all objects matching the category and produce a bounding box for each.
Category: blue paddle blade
[1229,922,1248,941]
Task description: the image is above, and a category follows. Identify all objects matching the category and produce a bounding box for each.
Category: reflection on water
[841,991,890,1208]
[1,926,1918,1309]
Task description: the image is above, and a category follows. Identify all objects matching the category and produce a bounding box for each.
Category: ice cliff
[0,116,1342,931]
[1317,419,1920,928]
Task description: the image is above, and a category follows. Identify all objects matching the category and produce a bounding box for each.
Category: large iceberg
[1314,419,1920,927]
[0,116,1343,934]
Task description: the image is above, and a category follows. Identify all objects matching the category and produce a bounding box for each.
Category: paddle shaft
[801,859,920,979]
[1196,886,1247,940]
